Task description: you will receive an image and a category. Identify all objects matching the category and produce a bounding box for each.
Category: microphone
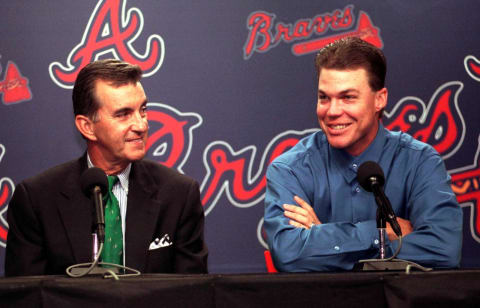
[354,162,432,272]
[68,167,141,278]
[357,161,402,237]
[80,167,108,243]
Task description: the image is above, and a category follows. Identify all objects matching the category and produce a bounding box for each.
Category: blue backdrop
[1,0,479,275]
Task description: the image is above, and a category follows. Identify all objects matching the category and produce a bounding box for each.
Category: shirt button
[334,246,340,251]
[374,239,379,245]
[355,187,360,193]
[352,163,358,169]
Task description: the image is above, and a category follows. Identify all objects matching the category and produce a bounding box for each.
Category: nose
[132,111,148,132]
[326,98,343,117]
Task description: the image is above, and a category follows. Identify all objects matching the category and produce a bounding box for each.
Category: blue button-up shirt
[264,124,462,272]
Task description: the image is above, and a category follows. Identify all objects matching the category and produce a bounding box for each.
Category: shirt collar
[86,154,131,193]
[329,123,387,184]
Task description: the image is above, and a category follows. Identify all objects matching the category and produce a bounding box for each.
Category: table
[0,270,479,307]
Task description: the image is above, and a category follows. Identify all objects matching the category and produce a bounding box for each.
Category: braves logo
[0,61,32,105]
[382,56,480,244]
[243,6,382,59]
[292,11,382,56]
[383,81,465,159]
[447,55,480,242]
[0,144,15,247]
[49,0,164,89]
[146,103,202,173]
[450,138,480,242]
[6,1,480,253]
[200,129,318,215]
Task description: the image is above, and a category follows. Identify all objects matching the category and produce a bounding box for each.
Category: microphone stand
[356,207,432,272]
[67,186,123,277]
[85,186,120,275]
[377,208,387,260]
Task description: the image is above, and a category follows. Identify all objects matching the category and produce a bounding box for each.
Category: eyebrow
[318,89,359,96]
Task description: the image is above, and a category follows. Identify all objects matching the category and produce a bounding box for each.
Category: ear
[374,87,388,112]
[75,115,97,141]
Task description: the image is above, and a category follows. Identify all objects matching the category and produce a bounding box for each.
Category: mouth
[329,124,350,130]
[326,123,351,133]
[125,137,145,144]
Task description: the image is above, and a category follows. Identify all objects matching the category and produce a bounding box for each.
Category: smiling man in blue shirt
[264,37,462,272]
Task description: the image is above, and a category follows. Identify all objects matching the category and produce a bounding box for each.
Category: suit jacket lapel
[125,160,164,271]
[56,155,94,264]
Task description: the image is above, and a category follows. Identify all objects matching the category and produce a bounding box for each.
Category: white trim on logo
[464,55,480,82]
[257,217,268,249]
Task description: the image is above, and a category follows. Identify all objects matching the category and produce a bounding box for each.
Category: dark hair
[72,59,142,119]
[315,37,386,91]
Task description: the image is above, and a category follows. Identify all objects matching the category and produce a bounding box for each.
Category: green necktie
[101,175,123,266]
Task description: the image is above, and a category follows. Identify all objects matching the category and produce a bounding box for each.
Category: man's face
[316,68,387,156]
[90,80,148,167]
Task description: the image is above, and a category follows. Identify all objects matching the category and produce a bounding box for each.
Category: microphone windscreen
[80,167,108,196]
[357,161,385,192]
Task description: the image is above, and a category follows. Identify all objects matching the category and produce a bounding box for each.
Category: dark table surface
[1,269,479,308]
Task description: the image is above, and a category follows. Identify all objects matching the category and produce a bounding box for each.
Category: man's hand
[386,217,413,241]
[283,196,321,229]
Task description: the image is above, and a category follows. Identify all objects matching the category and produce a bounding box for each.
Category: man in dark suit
[5,59,208,276]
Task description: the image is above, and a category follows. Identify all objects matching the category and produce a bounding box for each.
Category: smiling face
[82,79,148,173]
[316,68,387,156]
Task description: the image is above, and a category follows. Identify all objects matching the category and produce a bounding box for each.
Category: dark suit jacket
[5,155,208,276]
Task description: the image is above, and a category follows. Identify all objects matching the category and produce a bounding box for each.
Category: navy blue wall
[1,1,479,275]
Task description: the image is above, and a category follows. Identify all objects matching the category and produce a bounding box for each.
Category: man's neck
[344,121,381,157]
[87,148,129,175]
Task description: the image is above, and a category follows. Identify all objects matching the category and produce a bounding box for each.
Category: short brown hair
[72,59,142,119]
[315,37,386,91]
